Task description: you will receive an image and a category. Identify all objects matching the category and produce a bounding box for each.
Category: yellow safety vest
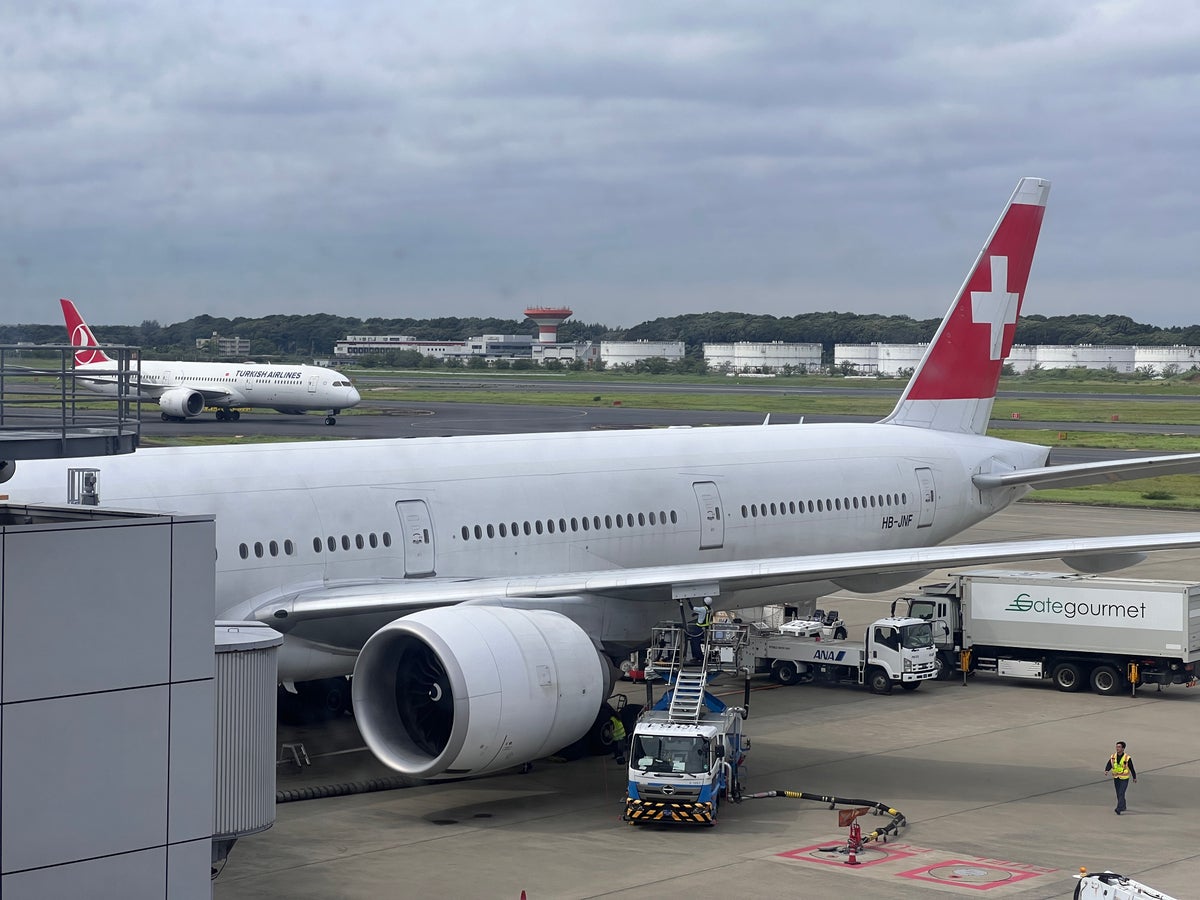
[1110,753,1132,779]
[611,717,626,741]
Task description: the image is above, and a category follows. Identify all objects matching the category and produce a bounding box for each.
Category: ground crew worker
[610,714,627,765]
[687,597,713,663]
[1105,740,1137,814]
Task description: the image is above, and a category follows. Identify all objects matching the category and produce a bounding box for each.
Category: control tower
[524,306,573,343]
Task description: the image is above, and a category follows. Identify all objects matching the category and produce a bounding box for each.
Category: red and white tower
[524,306,573,343]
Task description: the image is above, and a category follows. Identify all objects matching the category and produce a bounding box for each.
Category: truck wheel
[868,667,893,694]
[1090,665,1123,696]
[775,661,800,685]
[1052,662,1084,692]
[900,681,921,691]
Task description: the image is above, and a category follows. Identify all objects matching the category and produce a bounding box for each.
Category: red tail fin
[883,177,1050,434]
[60,298,113,366]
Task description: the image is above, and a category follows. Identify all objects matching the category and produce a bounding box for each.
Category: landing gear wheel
[1052,662,1085,692]
[774,661,800,685]
[161,412,171,422]
[231,410,241,421]
[868,668,893,694]
[1090,665,1123,696]
[215,409,228,422]
[325,416,336,426]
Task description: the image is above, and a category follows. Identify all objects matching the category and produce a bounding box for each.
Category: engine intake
[158,388,205,418]
[352,606,607,778]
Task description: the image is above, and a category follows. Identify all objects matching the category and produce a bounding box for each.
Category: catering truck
[742,615,939,694]
[892,570,1200,695]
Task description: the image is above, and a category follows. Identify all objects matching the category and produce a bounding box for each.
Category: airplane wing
[973,453,1200,490]
[74,371,236,405]
[255,530,1200,633]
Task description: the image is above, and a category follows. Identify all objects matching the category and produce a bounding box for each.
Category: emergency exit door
[914,467,936,528]
[693,481,725,550]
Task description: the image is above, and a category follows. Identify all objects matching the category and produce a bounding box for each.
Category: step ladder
[667,668,708,722]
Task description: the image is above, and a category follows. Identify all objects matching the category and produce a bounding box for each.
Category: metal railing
[0,344,140,462]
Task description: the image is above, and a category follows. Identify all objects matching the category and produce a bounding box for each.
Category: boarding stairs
[644,617,750,723]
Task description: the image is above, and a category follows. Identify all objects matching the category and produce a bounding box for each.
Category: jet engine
[352,606,608,779]
[158,388,205,418]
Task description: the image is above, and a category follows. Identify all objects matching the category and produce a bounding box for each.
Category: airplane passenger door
[307,376,318,395]
[395,500,435,576]
[915,467,936,528]
[692,482,725,550]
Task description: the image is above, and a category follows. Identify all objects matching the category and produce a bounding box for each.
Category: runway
[215,503,1200,900]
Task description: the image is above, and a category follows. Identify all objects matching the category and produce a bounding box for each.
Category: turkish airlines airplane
[12,178,1200,780]
[61,298,361,424]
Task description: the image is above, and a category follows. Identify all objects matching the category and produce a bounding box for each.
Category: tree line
[4,310,1199,361]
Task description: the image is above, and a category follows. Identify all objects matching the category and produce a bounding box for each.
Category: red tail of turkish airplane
[882,177,1050,434]
[60,298,115,366]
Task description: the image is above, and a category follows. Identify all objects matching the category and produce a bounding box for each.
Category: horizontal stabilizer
[973,453,1200,491]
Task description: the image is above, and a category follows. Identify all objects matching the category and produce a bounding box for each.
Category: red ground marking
[897,859,1045,891]
[777,842,921,869]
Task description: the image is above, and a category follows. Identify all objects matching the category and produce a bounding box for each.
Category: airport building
[600,340,686,367]
[196,332,251,356]
[703,342,822,373]
[833,343,927,375]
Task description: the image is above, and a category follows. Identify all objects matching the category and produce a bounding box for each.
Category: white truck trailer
[742,615,939,694]
[893,570,1200,695]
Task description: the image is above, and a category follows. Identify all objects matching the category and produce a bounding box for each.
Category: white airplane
[60,298,361,424]
[11,177,1200,781]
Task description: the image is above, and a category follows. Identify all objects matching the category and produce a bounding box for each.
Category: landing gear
[214,409,241,422]
[325,416,337,426]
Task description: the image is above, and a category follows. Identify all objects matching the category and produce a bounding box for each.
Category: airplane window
[269,540,279,556]
[254,542,264,558]
[741,505,748,518]
[313,537,322,553]
[628,512,635,526]
[524,521,532,535]
[649,511,656,525]
[367,533,377,548]
[616,515,623,528]
[536,520,544,534]
[499,523,508,537]
[239,543,249,559]
[902,492,908,504]
[870,496,876,508]
[559,518,566,532]
[486,524,495,539]
[581,517,589,531]
[383,532,392,547]
[605,515,613,529]
[788,501,795,514]
[462,526,470,540]
[670,510,678,524]
[660,510,667,523]
[341,535,351,550]
[852,497,859,509]
[816,500,823,512]
[284,540,294,556]
[546,519,555,534]
[638,513,646,527]
[356,534,364,549]
[474,525,483,539]
[327,536,337,552]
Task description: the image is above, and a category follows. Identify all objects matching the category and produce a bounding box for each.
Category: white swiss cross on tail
[972,256,1019,361]
[882,177,1049,435]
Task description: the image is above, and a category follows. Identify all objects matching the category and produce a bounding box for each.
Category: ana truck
[893,570,1200,695]
[742,615,939,694]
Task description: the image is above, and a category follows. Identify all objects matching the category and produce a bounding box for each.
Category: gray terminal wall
[1,505,216,900]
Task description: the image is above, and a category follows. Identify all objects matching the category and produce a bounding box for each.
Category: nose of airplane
[346,384,362,407]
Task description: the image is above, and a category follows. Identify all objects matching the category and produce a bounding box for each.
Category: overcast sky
[2,2,1198,329]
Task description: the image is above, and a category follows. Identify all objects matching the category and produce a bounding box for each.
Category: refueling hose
[741,790,906,843]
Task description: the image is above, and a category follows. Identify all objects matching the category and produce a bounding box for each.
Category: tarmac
[214,503,1200,900]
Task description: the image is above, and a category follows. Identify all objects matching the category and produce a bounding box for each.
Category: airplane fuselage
[74,359,360,414]
[10,422,1049,678]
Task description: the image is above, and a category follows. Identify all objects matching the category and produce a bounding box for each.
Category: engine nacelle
[158,388,205,418]
[352,606,607,779]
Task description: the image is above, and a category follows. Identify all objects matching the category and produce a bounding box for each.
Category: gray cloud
[1,1,1198,328]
